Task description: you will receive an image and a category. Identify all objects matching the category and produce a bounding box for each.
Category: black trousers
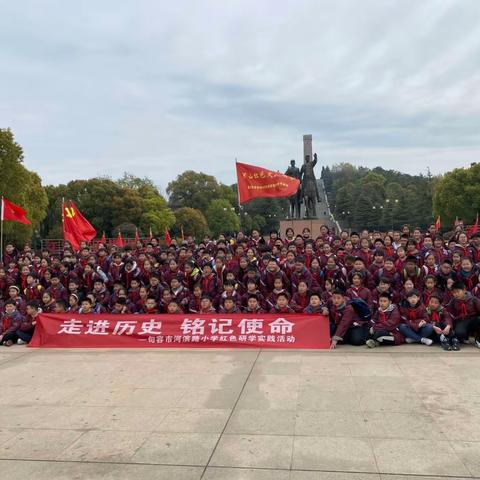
[370,329,396,346]
[455,317,480,342]
[1,331,19,344]
[345,324,369,346]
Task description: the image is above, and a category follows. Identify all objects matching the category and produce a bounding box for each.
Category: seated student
[159,289,173,313]
[199,295,216,314]
[266,277,290,311]
[241,279,266,311]
[366,292,402,348]
[346,272,373,308]
[330,289,369,348]
[270,292,294,314]
[243,294,266,314]
[41,291,56,313]
[447,281,480,347]
[166,300,184,314]
[422,275,442,306]
[303,292,329,315]
[54,299,68,313]
[188,284,203,313]
[321,278,335,306]
[68,293,80,312]
[399,290,433,345]
[138,296,159,314]
[78,297,95,314]
[398,279,415,302]
[458,257,479,291]
[219,280,241,310]
[426,294,459,351]
[0,300,24,346]
[200,263,219,299]
[17,300,41,344]
[111,297,129,314]
[291,280,311,313]
[219,297,240,314]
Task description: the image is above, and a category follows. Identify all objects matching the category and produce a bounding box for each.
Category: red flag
[165,228,171,247]
[114,231,125,248]
[435,216,441,232]
[467,214,479,237]
[100,231,106,244]
[134,228,140,243]
[1,198,31,225]
[236,161,300,204]
[62,200,96,250]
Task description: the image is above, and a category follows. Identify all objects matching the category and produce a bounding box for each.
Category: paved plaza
[0,345,480,479]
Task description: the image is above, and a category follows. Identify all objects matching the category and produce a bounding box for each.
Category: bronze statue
[285,159,301,218]
[300,153,320,218]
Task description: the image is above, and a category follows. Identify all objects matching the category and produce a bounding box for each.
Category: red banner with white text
[29,313,330,349]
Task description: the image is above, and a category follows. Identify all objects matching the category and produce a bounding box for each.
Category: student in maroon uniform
[330,289,369,348]
[290,280,310,313]
[243,295,266,314]
[447,282,480,347]
[0,300,24,346]
[366,292,402,348]
[426,294,459,351]
[17,300,41,344]
[270,292,294,314]
[458,257,479,291]
[303,292,329,315]
[346,272,373,308]
[399,290,433,345]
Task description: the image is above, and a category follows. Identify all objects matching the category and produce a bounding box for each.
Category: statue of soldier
[285,159,302,218]
[300,153,320,218]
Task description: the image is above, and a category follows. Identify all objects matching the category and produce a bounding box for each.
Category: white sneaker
[405,338,416,344]
[421,337,433,346]
[17,339,26,345]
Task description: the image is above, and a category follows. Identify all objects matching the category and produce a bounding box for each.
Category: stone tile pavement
[0,344,479,479]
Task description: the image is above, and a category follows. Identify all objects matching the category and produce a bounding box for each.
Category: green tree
[174,207,209,238]
[206,199,240,236]
[0,129,48,244]
[433,164,480,226]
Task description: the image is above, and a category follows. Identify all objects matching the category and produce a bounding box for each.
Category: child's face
[379,282,389,292]
[352,276,362,287]
[462,260,472,272]
[404,280,414,290]
[298,283,307,294]
[224,300,235,310]
[379,297,390,310]
[310,296,320,307]
[277,296,288,308]
[274,279,283,290]
[407,295,419,306]
[425,279,435,290]
[453,288,466,300]
[428,298,441,310]
[145,299,156,310]
[201,299,212,309]
[331,293,344,307]
[247,298,258,310]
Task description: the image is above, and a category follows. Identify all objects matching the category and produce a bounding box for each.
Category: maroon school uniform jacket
[330,303,363,342]
[269,305,295,314]
[371,305,402,335]
[346,286,373,308]
[426,307,453,328]
[19,313,38,333]
[371,288,398,310]
[290,268,313,292]
[447,294,480,322]
[290,292,310,313]
[400,303,428,331]
[0,311,23,335]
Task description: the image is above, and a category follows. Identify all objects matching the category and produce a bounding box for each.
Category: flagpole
[0,196,4,264]
[235,158,243,231]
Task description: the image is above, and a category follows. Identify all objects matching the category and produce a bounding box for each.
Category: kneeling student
[366,292,402,348]
[426,294,459,351]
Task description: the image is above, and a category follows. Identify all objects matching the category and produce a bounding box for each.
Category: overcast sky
[2,0,480,193]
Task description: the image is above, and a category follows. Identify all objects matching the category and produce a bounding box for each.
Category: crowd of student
[1,222,480,350]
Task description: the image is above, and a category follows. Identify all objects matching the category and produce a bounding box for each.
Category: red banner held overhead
[236,161,300,204]
[29,313,330,349]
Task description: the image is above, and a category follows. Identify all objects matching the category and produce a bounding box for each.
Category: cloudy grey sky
[2,0,480,192]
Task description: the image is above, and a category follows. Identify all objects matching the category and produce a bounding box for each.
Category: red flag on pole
[62,200,96,250]
[165,228,171,247]
[134,228,140,243]
[114,231,125,248]
[467,214,479,237]
[235,161,300,204]
[1,197,31,225]
[435,216,441,232]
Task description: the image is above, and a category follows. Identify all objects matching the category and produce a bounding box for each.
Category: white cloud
[1,0,480,191]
